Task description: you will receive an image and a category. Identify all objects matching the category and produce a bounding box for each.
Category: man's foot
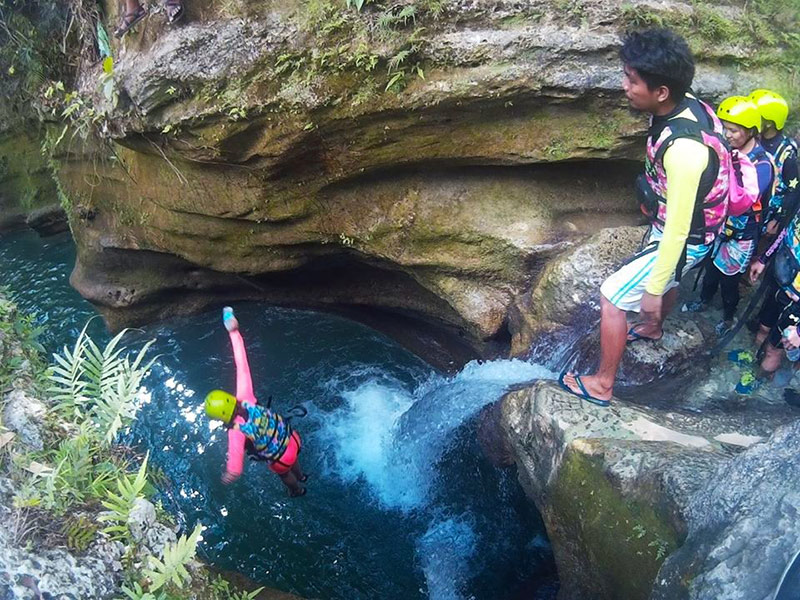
[165,0,184,23]
[627,324,663,343]
[114,4,148,38]
[681,300,707,313]
[559,372,612,406]
[290,487,307,498]
[222,306,239,332]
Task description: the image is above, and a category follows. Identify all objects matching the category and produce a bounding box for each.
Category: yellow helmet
[205,390,237,423]
[717,96,761,132]
[749,89,789,130]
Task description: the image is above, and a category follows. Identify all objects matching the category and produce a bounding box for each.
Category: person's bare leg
[756,325,770,347]
[290,461,307,482]
[563,295,626,401]
[628,287,676,340]
[115,0,145,36]
[760,343,783,375]
[662,287,680,319]
[279,471,305,496]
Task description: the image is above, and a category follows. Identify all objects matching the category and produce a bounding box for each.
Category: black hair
[620,29,695,101]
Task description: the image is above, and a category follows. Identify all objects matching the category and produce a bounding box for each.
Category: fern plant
[98,453,149,541]
[144,522,203,592]
[62,514,99,552]
[118,582,167,600]
[48,322,156,445]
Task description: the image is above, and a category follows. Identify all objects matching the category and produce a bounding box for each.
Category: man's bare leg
[760,342,783,375]
[628,287,677,340]
[563,295,627,401]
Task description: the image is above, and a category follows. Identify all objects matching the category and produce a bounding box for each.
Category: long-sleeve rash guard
[645,137,710,295]
[762,133,799,218]
[225,329,255,478]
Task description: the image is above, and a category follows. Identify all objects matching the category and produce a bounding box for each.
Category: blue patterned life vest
[765,134,799,213]
[237,402,291,461]
[723,143,775,241]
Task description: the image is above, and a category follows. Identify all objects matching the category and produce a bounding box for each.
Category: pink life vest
[644,93,731,246]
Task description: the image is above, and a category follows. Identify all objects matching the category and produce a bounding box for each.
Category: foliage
[14,425,119,513]
[62,514,100,552]
[49,321,156,445]
[0,290,45,392]
[0,0,70,119]
[98,453,149,542]
[209,576,265,600]
[119,582,168,600]
[143,522,203,592]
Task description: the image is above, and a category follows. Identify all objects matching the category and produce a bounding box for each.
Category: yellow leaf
[7,66,14,75]
[102,56,114,75]
[25,461,53,476]
[0,431,14,450]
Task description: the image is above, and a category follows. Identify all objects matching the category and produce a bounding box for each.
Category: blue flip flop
[558,372,611,407]
[627,325,663,344]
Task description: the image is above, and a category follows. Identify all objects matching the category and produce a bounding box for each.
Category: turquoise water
[0,230,558,599]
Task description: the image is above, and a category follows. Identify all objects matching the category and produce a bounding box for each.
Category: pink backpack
[727,148,761,217]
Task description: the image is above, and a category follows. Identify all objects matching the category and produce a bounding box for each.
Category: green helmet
[717,96,761,132]
[749,89,789,130]
[205,389,237,423]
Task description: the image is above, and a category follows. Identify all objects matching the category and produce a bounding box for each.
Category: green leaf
[145,523,203,591]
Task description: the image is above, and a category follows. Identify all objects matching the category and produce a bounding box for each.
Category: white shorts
[601,235,711,312]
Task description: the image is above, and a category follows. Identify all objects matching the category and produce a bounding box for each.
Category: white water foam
[323,359,554,511]
[417,516,477,600]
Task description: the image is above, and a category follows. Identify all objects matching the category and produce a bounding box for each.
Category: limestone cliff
[46,0,794,364]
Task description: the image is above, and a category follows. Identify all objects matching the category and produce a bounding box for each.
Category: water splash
[323,359,554,511]
[417,516,477,600]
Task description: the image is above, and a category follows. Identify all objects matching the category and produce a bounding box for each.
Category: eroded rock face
[500,381,796,600]
[2,390,46,452]
[0,477,124,600]
[54,0,784,362]
[654,420,800,600]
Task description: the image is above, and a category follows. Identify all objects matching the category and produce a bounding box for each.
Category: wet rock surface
[654,419,800,600]
[501,379,799,600]
[1,390,46,451]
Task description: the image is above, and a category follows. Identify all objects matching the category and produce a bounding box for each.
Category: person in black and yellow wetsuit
[750,90,799,237]
[746,90,800,371]
[560,29,729,406]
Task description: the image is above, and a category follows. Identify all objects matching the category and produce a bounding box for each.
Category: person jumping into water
[204,307,308,497]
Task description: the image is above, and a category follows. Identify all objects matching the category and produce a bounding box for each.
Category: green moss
[551,449,681,600]
[0,130,59,220]
[621,1,800,70]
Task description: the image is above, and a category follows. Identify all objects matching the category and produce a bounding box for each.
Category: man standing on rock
[560,29,730,406]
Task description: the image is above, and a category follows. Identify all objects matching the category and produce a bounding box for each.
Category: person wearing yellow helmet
[682,96,776,338]
[204,307,308,497]
[749,89,799,235]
